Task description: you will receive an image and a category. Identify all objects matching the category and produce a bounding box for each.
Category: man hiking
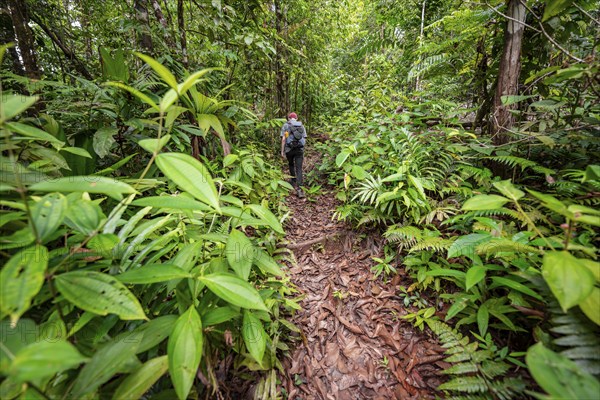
[280,112,307,198]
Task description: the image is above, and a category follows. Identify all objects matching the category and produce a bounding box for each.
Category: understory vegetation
[1,0,599,399]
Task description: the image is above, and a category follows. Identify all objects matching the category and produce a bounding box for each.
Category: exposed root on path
[278,152,445,399]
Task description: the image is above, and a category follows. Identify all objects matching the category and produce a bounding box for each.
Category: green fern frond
[438,376,488,393]
[384,225,423,245]
[498,155,535,172]
[426,320,526,399]
[409,237,453,253]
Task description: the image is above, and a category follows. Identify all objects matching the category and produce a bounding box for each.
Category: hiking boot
[297,188,305,198]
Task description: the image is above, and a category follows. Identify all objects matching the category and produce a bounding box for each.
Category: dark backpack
[288,122,304,149]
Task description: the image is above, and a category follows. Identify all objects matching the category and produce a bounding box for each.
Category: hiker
[280,112,306,198]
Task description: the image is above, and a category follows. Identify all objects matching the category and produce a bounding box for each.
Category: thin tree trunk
[491,0,526,146]
[415,0,426,91]
[134,0,153,53]
[177,0,188,68]
[0,10,25,75]
[6,0,40,79]
[151,0,174,47]
[274,0,288,115]
[78,0,93,61]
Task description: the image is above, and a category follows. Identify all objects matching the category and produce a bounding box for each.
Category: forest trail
[278,149,445,399]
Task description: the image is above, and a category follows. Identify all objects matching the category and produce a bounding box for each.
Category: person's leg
[286,151,297,187]
[295,151,304,188]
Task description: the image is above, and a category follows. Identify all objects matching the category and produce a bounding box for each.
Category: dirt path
[278,151,444,399]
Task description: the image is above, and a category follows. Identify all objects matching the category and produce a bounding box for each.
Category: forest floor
[278,148,447,399]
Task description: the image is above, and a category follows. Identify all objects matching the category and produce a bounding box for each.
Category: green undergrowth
[318,99,600,399]
[0,51,299,400]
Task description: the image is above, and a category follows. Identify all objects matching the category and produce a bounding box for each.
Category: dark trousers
[286,148,304,187]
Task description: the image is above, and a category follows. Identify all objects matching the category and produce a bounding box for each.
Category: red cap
[288,112,297,119]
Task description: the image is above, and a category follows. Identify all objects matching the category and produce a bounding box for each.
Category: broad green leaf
[65,198,104,235]
[197,113,224,137]
[447,234,492,260]
[493,180,524,201]
[71,334,141,397]
[199,273,268,311]
[426,269,465,281]
[335,150,350,167]
[155,153,221,212]
[168,306,203,400]
[135,52,178,90]
[490,276,543,301]
[579,287,600,325]
[351,165,366,179]
[526,343,600,398]
[61,146,92,158]
[9,341,87,382]
[30,176,136,200]
[0,246,48,325]
[0,95,38,123]
[253,248,283,276]
[104,82,159,112]
[113,355,168,400]
[0,319,38,372]
[246,204,284,234]
[477,304,489,337]
[96,153,137,176]
[5,122,63,145]
[67,312,96,337]
[121,315,176,354]
[527,189,572,218]
[462,195,510,210]
[55,271,147,320]
[583,165,600,182]
[30,193,67,242]
[87,233,119,258]
[445,298,469,321]
[542,0,575,21]
[408,175,426,199]
[226,229,254,280]
[178,69,215,95]
[202,307,240,326]
[117,264,191,284]
[223,154,239,168]
[138,134,171,153]
[243,311,266,365]
[542,251,595,311]
[93,127,117,158]
[132,195,212,212]
[579,259,600,282]
[160,89,179,112]
[465,265,487,291]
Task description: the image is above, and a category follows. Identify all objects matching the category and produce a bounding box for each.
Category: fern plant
[426,319,527,400]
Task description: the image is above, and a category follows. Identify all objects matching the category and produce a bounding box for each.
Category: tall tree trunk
[6,0,40,79]
[415,0,426,91]
[151,0,174,47]
[274,0,288,115]
[0,10,25,75]
[177,0,188,68]
[491,0,526,146]
[134,0,153,53]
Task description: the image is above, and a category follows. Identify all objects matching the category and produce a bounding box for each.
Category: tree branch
[520,1,585,63]
[29,13,93,79]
